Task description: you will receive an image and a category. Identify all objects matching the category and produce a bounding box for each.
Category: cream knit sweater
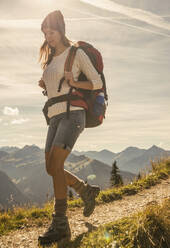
[42,46,103,118]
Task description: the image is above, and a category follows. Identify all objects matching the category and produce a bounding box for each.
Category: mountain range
[73,145,170,173]
[0,144,169,209]
[0,145,135,208]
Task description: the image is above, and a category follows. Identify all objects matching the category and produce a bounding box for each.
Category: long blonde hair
[39,10,72,70]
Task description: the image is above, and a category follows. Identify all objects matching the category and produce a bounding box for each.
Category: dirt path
[0,178,170,248]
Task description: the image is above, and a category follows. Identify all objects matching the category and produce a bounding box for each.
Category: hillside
[0,160,169,247]
[1,144,170,207]
[74,158,134,187]
[0,170,28,210]
[73,149,116,165]
[0,144,169,207]
[0,145,135,206]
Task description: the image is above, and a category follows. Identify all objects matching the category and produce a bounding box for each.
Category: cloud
[11,118,29,125]
[0,119,2,123]
[81,0,170,31]
[3,106,19,116]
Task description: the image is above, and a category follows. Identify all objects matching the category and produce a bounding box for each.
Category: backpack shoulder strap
[57,45,78,92]
[72,42,108,102]
[65,41,94,72]
[65,45,78,72]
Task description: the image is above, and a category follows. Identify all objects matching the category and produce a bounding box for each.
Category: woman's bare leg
[46,146,70,199]
[45,151,84,188]
[38,146,71,244]
[45,147,100,217]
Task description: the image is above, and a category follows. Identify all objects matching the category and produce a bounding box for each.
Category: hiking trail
[0,178,169,248]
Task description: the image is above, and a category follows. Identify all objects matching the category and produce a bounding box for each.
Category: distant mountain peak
[125,146,137,150]
[148,145,164,151]
[99,149,115,155]
[151,145,158,149]
[100,149,110,152]
[22,144,40,151]
[122,146,142,153]
[0,146,19,154]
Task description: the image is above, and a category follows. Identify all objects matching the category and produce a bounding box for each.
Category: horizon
[0,143,169,154]
[0,0,170,152]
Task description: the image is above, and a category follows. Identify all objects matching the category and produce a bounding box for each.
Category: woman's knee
[45,152,51,174]
[46,146,70,175]
[45,151,57,176]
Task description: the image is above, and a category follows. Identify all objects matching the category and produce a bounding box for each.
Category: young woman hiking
[38,10,102,245]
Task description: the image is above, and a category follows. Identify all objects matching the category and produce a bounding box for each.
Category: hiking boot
[80,184,100,217]
[38,214,71,246]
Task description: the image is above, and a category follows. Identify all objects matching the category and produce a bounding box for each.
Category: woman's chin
[48,43,55,49]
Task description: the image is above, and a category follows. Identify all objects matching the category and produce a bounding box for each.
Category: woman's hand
[38,79,46,90]
[64,71,93,90]
[64,71,76,87]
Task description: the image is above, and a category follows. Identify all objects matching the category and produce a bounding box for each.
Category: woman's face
[43,27,62,48]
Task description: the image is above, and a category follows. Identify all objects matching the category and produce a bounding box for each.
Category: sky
[0,0,170,152]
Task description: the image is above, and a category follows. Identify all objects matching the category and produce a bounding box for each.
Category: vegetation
[64,198,170,248]
[0,158,169,237]
[110,160,123,187]
[137,172,141,180]
[68,189,74,200]
[97,158,169,204]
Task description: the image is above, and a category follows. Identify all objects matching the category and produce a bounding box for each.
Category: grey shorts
[45,110,86,153]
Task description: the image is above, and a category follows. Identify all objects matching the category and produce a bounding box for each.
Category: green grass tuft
[67,199,170,248]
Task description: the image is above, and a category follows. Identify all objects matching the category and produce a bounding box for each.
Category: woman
[38,10,102,245]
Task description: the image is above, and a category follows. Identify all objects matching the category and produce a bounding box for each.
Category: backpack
[42,41,108,128]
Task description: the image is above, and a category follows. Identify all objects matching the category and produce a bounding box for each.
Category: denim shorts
[45,110,86,152]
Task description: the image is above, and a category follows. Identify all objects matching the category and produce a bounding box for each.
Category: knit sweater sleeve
[75,48,103,90]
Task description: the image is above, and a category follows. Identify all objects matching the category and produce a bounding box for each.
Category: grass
[96,158,169,205]
[64,198,170,248]
[0,158,169,237]
[0,206,52,236]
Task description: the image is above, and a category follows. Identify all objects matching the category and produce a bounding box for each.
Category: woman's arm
[64,71,93,90]
[71,80,93,90]
[64,49,103,90]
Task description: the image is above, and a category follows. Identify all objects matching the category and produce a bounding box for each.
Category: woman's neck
[54,43,69,56]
